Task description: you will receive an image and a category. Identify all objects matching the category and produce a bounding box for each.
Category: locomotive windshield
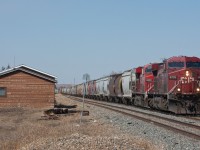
[168,62,184,68]
[145,68,152,73]
[145,65,152,73]
[186,62,200,68]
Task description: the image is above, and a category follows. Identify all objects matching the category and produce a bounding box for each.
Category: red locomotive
[145,56,200,114]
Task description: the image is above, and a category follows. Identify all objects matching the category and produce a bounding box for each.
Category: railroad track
[184,116,200,122]
[67,95,200,141]
[73,97,200,130]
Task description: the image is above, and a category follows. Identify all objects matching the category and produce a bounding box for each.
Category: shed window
[0,87,6,97]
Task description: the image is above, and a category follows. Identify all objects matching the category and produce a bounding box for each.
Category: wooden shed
[0,65,57,107]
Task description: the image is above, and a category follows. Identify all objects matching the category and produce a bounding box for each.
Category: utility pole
[80,73,90,124]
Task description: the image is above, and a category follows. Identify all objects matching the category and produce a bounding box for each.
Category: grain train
[65,56,200,114]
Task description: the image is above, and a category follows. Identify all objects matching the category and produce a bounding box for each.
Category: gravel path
[22,133,153,150]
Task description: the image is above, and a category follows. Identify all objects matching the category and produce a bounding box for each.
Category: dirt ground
[0,94,156,150]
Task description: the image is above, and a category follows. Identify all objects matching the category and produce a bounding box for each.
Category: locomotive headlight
[177,88,181,92]
[197,88,200,92]
[186,71,189,77]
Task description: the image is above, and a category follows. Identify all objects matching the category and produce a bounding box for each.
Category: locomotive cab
[168,59,200,95]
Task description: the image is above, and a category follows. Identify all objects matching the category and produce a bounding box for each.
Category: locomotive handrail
[147,85,154,93]
[167,80,182,97]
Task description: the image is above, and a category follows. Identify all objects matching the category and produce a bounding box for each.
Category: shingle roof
[0,65,57,83]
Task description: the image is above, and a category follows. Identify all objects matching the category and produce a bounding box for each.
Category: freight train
[65,56,200,114]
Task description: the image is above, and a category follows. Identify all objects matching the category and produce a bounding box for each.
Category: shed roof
[0,65,57,83]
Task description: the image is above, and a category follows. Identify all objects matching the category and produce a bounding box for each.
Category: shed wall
[0,71,55,107]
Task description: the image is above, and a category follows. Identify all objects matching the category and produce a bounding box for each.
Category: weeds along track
[67,95,200,141]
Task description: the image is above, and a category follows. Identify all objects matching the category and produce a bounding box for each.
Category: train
[65,56,200,115]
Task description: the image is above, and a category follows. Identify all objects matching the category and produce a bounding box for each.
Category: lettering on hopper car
[180,77,194,84]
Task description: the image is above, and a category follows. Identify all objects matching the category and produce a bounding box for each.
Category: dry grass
[0,94,160,150]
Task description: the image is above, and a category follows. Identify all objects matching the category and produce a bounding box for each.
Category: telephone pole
[80,73,90,124]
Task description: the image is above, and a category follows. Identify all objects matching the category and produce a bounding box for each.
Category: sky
[0,0,200,84]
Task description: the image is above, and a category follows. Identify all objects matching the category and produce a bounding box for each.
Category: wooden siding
[0,71,55,107]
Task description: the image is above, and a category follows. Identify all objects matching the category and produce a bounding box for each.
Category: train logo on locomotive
[180,77,194,84]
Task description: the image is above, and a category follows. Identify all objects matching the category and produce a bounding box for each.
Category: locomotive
[66,56,200,114]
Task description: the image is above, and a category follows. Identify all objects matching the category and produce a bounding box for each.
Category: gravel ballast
[87,101,200,150]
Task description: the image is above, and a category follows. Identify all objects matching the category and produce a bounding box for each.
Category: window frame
[168,62,184,68]
[186,62,200,68]
[145,66,152,73]
[0,87,7,97]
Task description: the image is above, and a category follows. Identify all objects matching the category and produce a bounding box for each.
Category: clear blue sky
[1,1,200,84]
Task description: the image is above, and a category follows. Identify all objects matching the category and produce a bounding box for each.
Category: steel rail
[80,98,200,130]
[68,96,200,140]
